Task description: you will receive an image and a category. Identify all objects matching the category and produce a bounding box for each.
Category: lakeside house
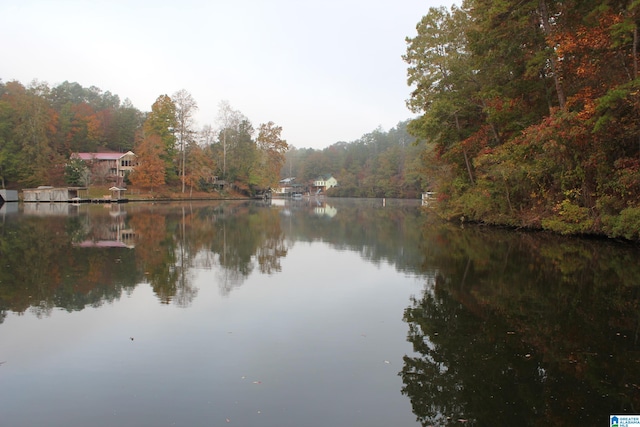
[275,175,339,196]
[275,177,304,196]
[71,151,137,186]
[422,191,436,207]
[312,175,338,194]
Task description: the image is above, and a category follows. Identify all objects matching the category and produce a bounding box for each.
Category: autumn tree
[256,121,288,188]
[401,0,640,239]
[404,5,480,186]
[225,119,257,190]
[0,83,14,188]
[214,100,244,180]
[199,124,216,146]
[184,141,215,196]
[1,80,62,186]
[172,89,198,193]
[47,81,136,154]
[144,95,177,183]
[130,133,166,193]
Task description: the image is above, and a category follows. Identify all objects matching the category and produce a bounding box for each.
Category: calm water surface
[0,198,638,426]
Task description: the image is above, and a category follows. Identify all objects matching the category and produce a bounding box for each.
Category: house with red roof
[71,151,137,186]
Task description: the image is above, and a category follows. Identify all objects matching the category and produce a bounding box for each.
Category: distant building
[279,177,295,185]
[313,175,338,193]
[71,151,137,185]
[276,177,301,195]
[0,189,18,203]
[23,186,86,203]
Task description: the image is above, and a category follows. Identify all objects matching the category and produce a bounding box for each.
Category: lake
[0,198,638,426]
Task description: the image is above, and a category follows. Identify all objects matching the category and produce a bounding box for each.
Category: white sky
[1,0,450,149]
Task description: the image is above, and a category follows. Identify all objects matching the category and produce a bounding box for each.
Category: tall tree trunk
[635,24,640,157]
[462,147,475,185]
[454,112,475,185]
[633,25,638,79]
[539,0,566,110]
[480,98,501,145]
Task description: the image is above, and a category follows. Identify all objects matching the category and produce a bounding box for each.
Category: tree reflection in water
[0,201,295,314]
[2,199,639,425]
[400,277,544,426]
[401,224,640,426]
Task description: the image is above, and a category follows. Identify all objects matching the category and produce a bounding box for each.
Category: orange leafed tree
[256,121,288,188]
[184,142,215,196]
[130,133,165,192]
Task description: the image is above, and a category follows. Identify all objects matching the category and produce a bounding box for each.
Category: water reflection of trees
[204,200,427,293]
[282,198,427,274]
[0,213,140,322]
[207,204,287,295]
[0,200,433,317]
[401,223,640,426]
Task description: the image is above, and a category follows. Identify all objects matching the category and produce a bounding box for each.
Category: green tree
[64,157,90,186]
[109,99,143,152]
[404,5,480,186]
[144,95,177,184]
[225,119,257,190]
[2,80,61,187]
[0,91,14,189]
[214,100,244,181]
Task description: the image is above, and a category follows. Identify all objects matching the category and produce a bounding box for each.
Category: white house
[313,175,338,192]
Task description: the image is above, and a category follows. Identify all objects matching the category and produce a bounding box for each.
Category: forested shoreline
[0,79,427,199]
[0,81,289,195]
[2,0,640,242]
[404,0,640,241]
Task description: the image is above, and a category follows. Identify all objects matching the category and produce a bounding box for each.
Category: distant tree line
[0,78,433,199]
[0,80,142,188]
[404,0,640,241]
[0,80,288,195]
[283,121,429,199]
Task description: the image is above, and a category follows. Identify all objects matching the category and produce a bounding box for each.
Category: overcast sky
[1,0,451,149]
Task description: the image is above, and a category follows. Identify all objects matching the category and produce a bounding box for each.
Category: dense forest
[404,0,640,240]
[0,79,425,198]
[0,81,289,194]
[0,80,142,188]
[283,121,429,199]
